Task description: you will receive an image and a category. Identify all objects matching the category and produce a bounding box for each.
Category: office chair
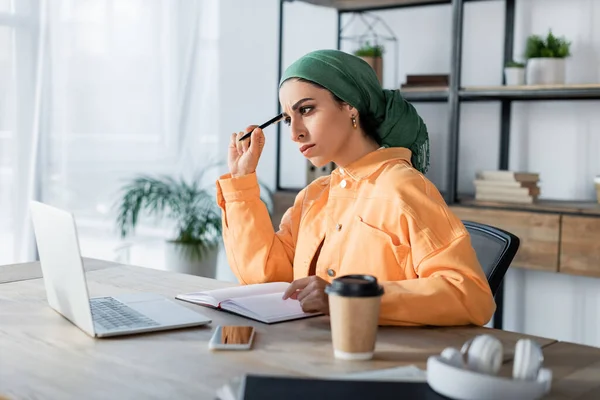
[463,220,520,296]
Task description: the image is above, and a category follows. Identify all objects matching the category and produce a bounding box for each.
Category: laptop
[29,200,212,338]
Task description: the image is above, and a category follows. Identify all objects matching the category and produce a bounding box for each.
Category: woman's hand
[282,276,330,314]
[228,125,265,178]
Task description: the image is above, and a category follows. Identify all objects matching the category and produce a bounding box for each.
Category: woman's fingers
[248,128,265,158]
[236,131,245,155]
[282,277,311,300]
[241,125,258,153]
[228,133,238,161]
[299,291,327,314]
[296,280,316,302]
[241,131,251,153]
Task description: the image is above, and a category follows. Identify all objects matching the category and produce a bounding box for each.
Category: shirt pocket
[340,216,410,281]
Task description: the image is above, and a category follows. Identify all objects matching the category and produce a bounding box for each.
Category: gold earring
[351,116,357,129]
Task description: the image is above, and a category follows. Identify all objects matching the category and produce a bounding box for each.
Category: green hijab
[279,49,430,174]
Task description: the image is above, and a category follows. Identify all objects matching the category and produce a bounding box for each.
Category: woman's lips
[299,144,315,155]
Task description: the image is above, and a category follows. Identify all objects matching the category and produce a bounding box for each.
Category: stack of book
[400,74,449,91]
[474,170,540,204]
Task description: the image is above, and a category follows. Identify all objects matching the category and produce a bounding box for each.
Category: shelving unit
[274,0,600,329]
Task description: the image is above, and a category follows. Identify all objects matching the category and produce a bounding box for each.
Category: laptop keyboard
[90,297,160,331]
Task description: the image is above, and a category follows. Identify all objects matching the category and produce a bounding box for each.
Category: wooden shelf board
[400,86,448,102]
[463,83,600,91]
[401,85,449,92]
[456,196,600,216]
[397,83,600,101]
[460,84,600,100]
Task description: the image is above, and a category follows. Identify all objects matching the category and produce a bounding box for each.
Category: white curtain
[0,0,40,265]
[1,0,220,264]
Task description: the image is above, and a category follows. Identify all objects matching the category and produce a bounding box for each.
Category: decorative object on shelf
[113,169,273,277]
[340,11,397,87]
[595,176,600,204]
[524,30,571,85]
[504,61,525,86]
[354,41,384,84]
[473,170,540,204]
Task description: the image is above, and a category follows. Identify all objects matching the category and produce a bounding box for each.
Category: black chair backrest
[463,220,520,296]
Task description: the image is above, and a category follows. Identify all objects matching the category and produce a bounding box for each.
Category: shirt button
[327,268,336,277]
[336,223,342,231]
[339,168,344,175]
[340,179,347,188]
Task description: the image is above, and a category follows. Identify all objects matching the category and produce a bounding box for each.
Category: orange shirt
[216,147,496,326]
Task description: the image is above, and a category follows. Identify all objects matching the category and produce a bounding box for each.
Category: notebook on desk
[175,282,322,324]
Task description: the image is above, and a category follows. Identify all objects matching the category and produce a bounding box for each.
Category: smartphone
[208,325,256,351]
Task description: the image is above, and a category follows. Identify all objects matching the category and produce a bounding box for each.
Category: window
[0,25,15,264]
[41,0,219,262]
[1,0,219,265]
[0,0,37,264]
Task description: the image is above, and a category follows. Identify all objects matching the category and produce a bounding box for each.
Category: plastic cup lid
[325,274,384,297]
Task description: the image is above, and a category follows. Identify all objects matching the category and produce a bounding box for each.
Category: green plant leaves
[113,171,274,262]
[354,41,384,57]
[505,61,525,68]
[114,174,222,249]
[525,30,571,59]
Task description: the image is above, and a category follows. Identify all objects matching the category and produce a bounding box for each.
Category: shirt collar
[334,147,413,180]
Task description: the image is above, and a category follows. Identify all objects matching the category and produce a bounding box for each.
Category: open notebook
[175,282,322,324]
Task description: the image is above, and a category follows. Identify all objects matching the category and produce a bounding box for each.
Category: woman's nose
[290,119,306,142]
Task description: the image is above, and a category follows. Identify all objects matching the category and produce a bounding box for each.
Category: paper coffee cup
[325,274,384,360]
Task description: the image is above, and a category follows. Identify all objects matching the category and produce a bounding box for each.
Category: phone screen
[217,326,255,345]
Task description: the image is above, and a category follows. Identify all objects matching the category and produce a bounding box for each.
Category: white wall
[215,0,600,347]
[278,2,339,189]
[218,0,279,191]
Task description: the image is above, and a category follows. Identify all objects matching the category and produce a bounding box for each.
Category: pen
[238,113,285,141]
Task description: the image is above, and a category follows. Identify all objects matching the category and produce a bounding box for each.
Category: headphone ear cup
[513,339,543,380]
[440,347,464,368]
[465,334,503,375]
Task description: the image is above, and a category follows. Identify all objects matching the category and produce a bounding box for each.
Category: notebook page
[178,282,291,306]
[223,292,313,322]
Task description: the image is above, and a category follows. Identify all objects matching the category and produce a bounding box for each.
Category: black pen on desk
[238,113,285,141]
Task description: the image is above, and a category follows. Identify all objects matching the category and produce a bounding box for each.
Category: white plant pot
[526,58,566,85]
[164,241,219,278]
[504,67,525,85]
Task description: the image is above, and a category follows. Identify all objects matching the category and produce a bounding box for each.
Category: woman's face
[279,79,356,168]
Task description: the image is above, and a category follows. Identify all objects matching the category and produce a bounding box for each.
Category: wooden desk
[498,341,600,400]
[0,258,113,284]
[0,259,597,399]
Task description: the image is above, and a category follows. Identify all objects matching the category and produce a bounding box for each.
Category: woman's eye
[299,106,313,115]
[283,117,291,126]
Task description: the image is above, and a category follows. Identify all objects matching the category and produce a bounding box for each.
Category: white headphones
[426,334,552,400]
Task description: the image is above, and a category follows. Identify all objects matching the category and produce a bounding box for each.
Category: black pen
[238,113,285,141]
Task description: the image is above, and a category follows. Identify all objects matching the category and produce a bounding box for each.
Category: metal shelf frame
[275,0,516,199]
[273,0,600,330]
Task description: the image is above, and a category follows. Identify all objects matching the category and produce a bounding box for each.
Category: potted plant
[524,30,571,85]
[113,171,273,278]
[504,61,525,86]
[354,42,385,84]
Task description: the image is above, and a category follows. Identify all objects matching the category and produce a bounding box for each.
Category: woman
[216,49,495,326]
